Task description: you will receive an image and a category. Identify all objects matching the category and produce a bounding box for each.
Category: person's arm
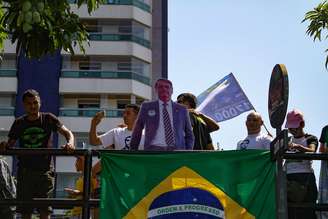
[0,139,16,151]
[206,143,215,150]
[205,132,214,150]
[92,161,101,178]
[196,111,219,132]
[64,188,82,197]
[58,125,75,151]
[289,142,316,152]
[89,111,105,146]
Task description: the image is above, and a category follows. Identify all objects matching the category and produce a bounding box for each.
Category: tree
[0,0,104,59]
[303,1,328,68]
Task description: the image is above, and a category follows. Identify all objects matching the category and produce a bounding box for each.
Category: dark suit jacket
[130,100,194,150]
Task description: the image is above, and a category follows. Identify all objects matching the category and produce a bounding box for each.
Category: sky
[168,1,328,177]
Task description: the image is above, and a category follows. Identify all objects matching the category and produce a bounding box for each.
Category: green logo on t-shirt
[22,127,47,148]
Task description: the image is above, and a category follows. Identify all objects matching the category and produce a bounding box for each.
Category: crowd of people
[0,78,327,219]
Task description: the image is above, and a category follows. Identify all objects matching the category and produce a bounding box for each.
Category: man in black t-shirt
[177,93,219,150]
[0,89,75,219]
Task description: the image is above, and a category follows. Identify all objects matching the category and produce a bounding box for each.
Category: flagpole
[262,122,273,137]
[230,73,273,137]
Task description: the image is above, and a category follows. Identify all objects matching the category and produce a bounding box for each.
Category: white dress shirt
[150,100,175,147]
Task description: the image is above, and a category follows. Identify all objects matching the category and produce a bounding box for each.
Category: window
[76,136,89,149]
[117,62,131,71]
[117,100,130,109]
[118,21,132,34]
[79,62,102,70]
[78,100,100,117]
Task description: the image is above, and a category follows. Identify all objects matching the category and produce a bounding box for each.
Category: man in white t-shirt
[237,112,272,150]
[89,104,143,150]
[89,104,143,210]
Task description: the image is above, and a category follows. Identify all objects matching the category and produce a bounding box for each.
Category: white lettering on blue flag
[196,73,254,122]
[147,204,225,218]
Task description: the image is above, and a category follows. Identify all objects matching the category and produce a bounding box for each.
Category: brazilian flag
[100,150,275,219]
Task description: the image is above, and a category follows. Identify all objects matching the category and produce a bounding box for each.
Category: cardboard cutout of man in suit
[130,79,194,151]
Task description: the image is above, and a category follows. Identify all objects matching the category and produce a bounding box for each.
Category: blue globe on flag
[148,188,224,218]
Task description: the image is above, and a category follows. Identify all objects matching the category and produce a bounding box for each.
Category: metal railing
[6,141,326,219]
[0,148,97,219]
[271,129,328,218]
[0,69,151,85]
[0,149,185,218]
[61,70,151,85]
[59,108,124,117]
[88,33,151,48]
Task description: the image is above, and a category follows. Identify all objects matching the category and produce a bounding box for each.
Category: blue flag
[196,73,254,122]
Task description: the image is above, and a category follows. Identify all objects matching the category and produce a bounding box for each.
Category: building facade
[0,0,167,205]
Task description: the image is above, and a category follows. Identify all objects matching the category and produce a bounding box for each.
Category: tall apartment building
[0,0,167,200]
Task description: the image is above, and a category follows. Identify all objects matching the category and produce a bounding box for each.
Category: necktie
[163,103,175,146]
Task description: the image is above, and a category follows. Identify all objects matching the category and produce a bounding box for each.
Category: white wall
[0,78,17,92]
[71,5,151,27]
[59,78,152,100]
[0,117,15,131]
[61,41,152,63]
[3,40,16,54]
[59,117,122,133]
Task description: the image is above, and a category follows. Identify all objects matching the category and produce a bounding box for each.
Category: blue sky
[168,1,328,176]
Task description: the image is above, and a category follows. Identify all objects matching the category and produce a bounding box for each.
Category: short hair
[125,104,140,114]
[246,111,263,121]
[155,78,173,88]
[177,93,197,109]
[22,89,40,102]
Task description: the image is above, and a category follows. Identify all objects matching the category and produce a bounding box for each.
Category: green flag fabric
[100,150,275,219]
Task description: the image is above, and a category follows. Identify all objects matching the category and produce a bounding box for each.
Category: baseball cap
[285,109,304,129]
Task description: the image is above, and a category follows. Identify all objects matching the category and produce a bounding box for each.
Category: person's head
[75,156,84,172]
[155,79,173,102]
[22,89,41,116]
[285,109,305,137]
[177,93,197,109]
[123,104,140,128]
[246,112,263,135]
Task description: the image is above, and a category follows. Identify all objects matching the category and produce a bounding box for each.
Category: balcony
[89,33,150,48]
[0,68,151,86]
[61,70,150,85]
[68,0,151,13]
[59,109,124,132]
[59,108,123,117]
[61,41,151,62]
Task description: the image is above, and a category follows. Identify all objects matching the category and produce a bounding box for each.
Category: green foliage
[0,0,105,59]
[0,1,7,54]
[303,1,328,68]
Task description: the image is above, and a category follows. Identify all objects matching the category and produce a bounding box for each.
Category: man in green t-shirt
[177,93,219,150]
[0,89,75,219]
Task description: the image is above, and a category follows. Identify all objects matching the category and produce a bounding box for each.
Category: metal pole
[82,150,92,219]
[276,128,288,219]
